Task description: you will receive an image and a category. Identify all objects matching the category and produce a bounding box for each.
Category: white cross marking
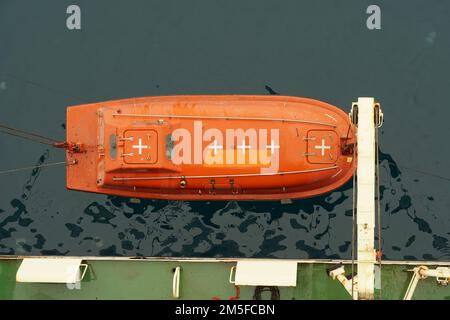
[132,138,149,155]
[314,138,331,156]
[237,140,251,155]
[266,139,280,155]
[208,139,223,155]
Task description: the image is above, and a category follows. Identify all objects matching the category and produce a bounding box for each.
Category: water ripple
[0,148,448,260]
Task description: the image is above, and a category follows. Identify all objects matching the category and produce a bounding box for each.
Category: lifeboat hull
[66,95,356,200]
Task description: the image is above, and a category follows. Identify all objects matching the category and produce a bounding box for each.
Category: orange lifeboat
[66,95,356,200]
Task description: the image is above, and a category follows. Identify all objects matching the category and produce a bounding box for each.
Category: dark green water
[0,0,449,259]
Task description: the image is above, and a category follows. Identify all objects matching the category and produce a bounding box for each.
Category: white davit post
[355,97,377,300]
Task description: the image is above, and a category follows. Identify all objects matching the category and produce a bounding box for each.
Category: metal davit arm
[404,266,450,300]
[328,97,383,300]
[355,97,378,300]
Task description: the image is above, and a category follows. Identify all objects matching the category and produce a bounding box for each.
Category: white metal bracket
[172,266,181,299]
[404,266,450,300]
[328,265,359,300]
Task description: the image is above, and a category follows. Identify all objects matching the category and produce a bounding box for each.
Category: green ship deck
[1,256,449,300]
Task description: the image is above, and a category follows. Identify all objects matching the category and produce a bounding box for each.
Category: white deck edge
[1,255,449,266]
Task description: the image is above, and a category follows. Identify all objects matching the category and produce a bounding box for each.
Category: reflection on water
[0,147,448,260]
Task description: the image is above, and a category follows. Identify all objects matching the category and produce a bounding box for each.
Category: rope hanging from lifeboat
[0,123,80,175]
[351,125,357,300]
[0,160,77,175]
[0,123,82,153]
[375,106,383,300]
[0,123,60,146]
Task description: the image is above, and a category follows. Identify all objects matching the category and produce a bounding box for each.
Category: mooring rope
[386,162,450,182]
[4,72,92,101]
[0,123,62,147]
[0,123,60,143]
[0,128,58,146]
[0,160,76,175]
